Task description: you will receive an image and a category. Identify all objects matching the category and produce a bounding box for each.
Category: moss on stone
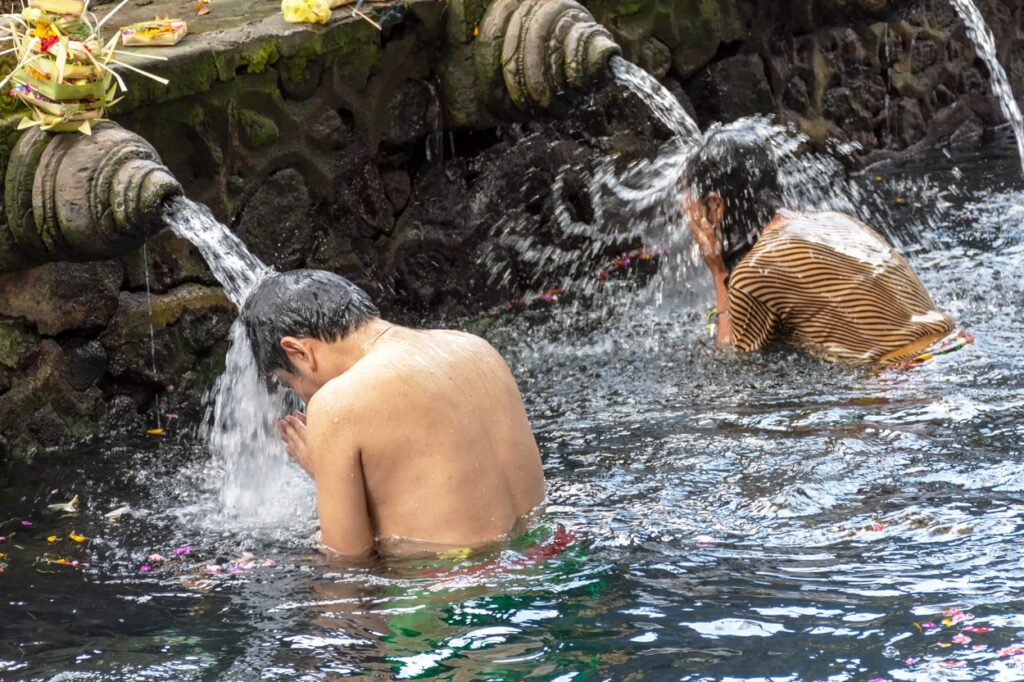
[103,284,234,345]
[236,107,281,149]
[659,0,722,77]
[279,42,324,99]
[0,319,36,370]
[329,22,382,91]
[244,40,282,74]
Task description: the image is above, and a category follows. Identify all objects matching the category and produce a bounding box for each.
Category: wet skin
[274,320,546,557]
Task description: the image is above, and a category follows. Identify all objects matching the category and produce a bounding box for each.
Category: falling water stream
[162,197,310,527]
[950,0,1024,176]
[609,56,700,140]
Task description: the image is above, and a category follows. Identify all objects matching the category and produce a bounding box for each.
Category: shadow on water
[2,139,1024,680]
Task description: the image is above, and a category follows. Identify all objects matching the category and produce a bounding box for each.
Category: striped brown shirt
[728,211,954,364]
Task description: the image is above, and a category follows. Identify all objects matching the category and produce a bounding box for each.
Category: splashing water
[610,56,700,140]
[484,114,948,311]
[949,0,1024,176]
[162,197,311,528]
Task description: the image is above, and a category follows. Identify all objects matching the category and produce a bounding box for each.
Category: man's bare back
[301,326,545,555]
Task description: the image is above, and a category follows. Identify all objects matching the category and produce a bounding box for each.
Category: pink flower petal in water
[952,634,971,644]
[172,545,192,557]
[204,564,222,575]
[228,565,243,574]
[240,551,254,561]
[922,622,938,629]
[139,564,151,573]
[261,559,276,567]
[20,520,32,527]
[0,536,6,543]
[147,553,165,563]
[905,658,918,666]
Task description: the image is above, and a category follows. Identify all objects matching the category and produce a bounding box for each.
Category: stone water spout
[484,0,621,110]
[0,122,182,272]
[443,0,622,126]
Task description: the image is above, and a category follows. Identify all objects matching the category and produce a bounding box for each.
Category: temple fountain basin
[0,0,1022,460]
[1,134,1023,680]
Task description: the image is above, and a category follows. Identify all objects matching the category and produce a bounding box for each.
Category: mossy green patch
[0,319,37,370]
[244,40,282,74]
[328,22,381,91]
[236,107,280,149]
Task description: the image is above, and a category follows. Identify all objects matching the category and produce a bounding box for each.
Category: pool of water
[2,138,1024,681]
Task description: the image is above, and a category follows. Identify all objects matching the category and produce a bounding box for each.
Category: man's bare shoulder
[306,370,367,426]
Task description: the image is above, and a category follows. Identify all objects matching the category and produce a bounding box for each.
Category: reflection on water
[2,144,1024,681]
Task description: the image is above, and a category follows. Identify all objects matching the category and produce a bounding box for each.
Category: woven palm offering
[1,0,168,134]
[119,17,186,46]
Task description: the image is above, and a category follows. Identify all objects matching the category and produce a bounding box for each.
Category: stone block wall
[0,0,1021,462]
[586,0,1024,159]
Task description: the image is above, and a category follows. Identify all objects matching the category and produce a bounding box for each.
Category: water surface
[2,140,1024,681]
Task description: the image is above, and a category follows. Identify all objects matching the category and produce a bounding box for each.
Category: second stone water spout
[445,0,622,125]
[489,0,621,110]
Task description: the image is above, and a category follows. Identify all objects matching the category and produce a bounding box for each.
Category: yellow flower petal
[68,532,87,543]
[47,535,57,543]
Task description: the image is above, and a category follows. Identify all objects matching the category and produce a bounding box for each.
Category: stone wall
[0,0,1021,462]
[588,0,1024,159]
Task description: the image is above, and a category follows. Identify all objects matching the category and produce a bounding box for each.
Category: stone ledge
[105,0,436,114]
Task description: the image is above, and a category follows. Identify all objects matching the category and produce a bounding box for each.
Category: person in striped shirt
[682,127,960,365]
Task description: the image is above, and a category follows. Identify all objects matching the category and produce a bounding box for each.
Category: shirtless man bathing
[240,270,545,557]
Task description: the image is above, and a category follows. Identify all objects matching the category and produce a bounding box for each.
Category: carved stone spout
[441,0,622,127]
[490,0,621,110]
[0,122,183,272]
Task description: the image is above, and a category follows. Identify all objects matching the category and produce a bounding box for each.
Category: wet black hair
[684,126,784,272]
[240,269,380,377]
